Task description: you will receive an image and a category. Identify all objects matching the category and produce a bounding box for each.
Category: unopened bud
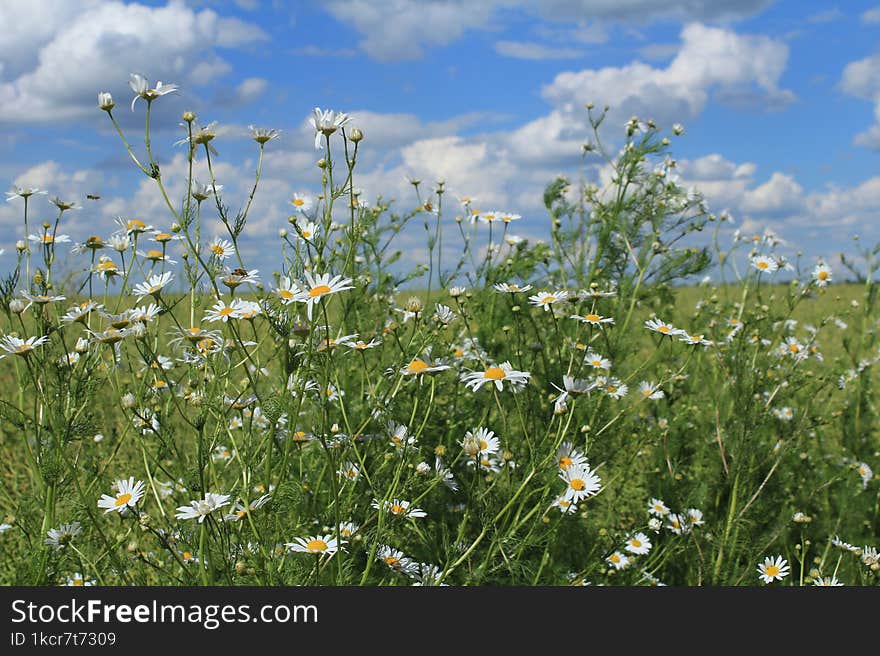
[98,92,115,112]
[349,127,364,142]
[182,111,196,123]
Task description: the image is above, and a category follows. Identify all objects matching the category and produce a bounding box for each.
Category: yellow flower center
[390,504,405,515]
[407,359,429,374]
[559,456,573,469]
[115,493,132,507]
[631,539,642,548]
[42,235,54,243]
[292,198,305,206]
[570,479,585,491]
[183,552,193,560]
[484,367,506,380]
[277,289,295,299]
[543,295,556,304]
[73,578,84,586]
[610,554,620,563]
[211,244,224,255]
[818,270,828,280]
[306,539,328,552]
[764,564,780,577]
[585,314,601,322]
[788,344,800,353]
[309,284,331,298]
[384,556,400,567]
[146,249,164,260]
[657,325,670,333]
[128,219,146,231]
[302,230,312,238]
[219,307,235,317]
[756,260,769,270]
[155,233,171,242]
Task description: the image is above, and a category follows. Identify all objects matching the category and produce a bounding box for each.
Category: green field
[1,104,877,587]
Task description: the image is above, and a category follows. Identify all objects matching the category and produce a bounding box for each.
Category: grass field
[0,99,877,587]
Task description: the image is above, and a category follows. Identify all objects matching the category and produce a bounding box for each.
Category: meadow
[0,79,877,587]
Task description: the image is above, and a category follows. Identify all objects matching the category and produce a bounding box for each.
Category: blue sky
[3,0,880,282]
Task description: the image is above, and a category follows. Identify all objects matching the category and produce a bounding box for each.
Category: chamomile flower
[294,220,320,241]
[686,508,705,527]
[756,555,790,584]
[203,299,243,323]
[174,493,231,523]
[812,575,844,586]
[0,335,49,358]
[560,463,601,502]
[570,312,615,326]
[401,356,450,377]
[812,262,832,286]
[644,317,682,337]
[376,545,416,574]
[290,192,314,213]
[372,498,427,519]
[64,573,95,587]
[460,361,530,392]
[129,73,178,111]
[132,272,173,301]
[584,351,612,370]
[273,276,300,304]
[665,513,691,535]
[638,381,664,400]
[494,282,533,294]
[296,271,354,320]
[21,291,66,305]
[310,107,351,149]
[678,332,713,347]
[607,552,630,570]
[29,233,71,245]
[208,237,235,260]
[137,248,176,265]
[528,290,569,311]
[625,532,652,555]
[556,441,588,471]
[286,534,344,556]
[219,267,259,290]
[45,522,82,551]
[115,217,154,236]
[648,498,670,517]
[97,477,145,514]
[337,461,360,481]
[461,427,500,458]
[751,255,779,274]
[337,521,360,539]
[857,462,873,488]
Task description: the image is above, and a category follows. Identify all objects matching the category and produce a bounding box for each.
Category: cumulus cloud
[0,1,268,124]
[840,54,880,148]
[543,23,793,122]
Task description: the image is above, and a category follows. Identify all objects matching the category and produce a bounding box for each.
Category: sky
[3,0,880,285]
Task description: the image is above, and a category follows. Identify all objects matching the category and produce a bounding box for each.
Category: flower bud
[121,392,136,409]
[349,127,364,142]
[98,92,115,112]
[9,299,27,314]
[16,240,26,252]
[182,111,196,123]
[74,337,90,353]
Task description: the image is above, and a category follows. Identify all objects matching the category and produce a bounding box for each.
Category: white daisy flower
[756,555,789,584]
[174,493,231,523]
[97,477,145,514]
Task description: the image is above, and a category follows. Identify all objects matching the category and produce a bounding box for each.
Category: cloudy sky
[2,0,880,282]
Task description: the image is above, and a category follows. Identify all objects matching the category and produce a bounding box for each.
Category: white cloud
[323,0,771,61]
[861,6,880,23]
[323,0,500,61]
[494,41,585,60]
[540,23,793,132]
[0,1,268,124]
[840,55,880,148]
